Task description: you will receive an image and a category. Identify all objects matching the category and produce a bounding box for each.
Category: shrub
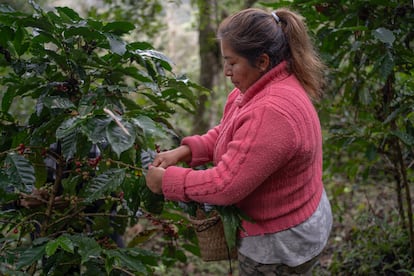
[0,2,204,274]
[330,210,412,275]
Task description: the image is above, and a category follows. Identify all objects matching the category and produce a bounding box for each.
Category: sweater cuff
[181,136,210,167]
[162,166,191,202]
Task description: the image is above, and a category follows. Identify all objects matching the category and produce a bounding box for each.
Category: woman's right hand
[151,145,191,168]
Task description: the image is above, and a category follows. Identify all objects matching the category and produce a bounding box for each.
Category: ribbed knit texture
[162,61,323,236]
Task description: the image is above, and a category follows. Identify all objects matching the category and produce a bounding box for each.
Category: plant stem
[113,266,135,276]
[45,206,85,232]
[82,212,132,218]
[40,150,65,237]
[395,138,414,265]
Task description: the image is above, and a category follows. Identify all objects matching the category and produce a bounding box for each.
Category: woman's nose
[224,66,231,76]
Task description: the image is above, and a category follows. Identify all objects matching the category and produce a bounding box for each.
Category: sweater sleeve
[180,89,239,167]
[181,125,220,167]
[162,105,298,205]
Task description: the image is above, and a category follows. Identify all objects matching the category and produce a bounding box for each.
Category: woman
[146,8,332,275]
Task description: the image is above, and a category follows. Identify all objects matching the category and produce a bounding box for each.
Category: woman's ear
[257,53,270,72]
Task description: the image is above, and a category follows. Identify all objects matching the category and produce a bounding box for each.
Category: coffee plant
[0,2,206,274]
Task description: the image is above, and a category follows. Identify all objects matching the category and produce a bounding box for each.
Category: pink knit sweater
[162,61,323,236]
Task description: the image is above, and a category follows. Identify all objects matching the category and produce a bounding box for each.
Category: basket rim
[188,212,221,232]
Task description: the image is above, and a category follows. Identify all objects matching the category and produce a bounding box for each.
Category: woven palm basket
[188,209,237,261]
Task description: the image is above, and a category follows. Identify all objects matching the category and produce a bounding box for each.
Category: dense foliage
[0,2,207,274]
[1,0,413,274]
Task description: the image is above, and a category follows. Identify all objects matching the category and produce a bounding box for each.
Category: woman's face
[221,39,263,93]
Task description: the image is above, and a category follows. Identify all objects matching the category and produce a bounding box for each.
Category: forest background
[0,0,413,275]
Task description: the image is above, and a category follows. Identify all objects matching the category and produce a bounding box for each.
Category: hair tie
[271,12,280,24]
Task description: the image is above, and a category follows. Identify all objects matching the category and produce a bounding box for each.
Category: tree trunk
[193,0,258,134]
[192,0,220,134]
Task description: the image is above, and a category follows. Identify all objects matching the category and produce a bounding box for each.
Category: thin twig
[112,266,135,276]
[106,158,147,173]
[45,206,85,231]
[103,107,131,136]
[82,212,132,218]
[5,212,46,236]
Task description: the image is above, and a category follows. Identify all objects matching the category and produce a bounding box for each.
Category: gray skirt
[238,189,332,267]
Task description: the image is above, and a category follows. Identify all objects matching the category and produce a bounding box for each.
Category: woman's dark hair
[217,8,326,100]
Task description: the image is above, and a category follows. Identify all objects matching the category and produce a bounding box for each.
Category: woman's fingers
[152,156,162,167]
[152,153,175,168]
[145,165,165,194]
[152,156,167,168]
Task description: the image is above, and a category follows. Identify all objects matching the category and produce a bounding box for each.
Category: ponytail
[275,8,326,100]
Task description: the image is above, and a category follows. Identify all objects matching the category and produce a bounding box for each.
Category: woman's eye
[224,59,234,66]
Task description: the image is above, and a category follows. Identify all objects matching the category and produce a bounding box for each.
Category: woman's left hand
[145,165,165,194]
